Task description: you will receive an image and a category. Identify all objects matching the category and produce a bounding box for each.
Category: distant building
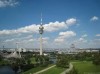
[4,51,21,58]
[2,48,21,59]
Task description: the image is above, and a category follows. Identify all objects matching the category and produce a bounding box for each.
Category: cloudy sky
[0,0,100,48]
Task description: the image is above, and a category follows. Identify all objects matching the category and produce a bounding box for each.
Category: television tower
[39,13,44,55]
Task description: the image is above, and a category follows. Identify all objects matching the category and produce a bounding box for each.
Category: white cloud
[94,39,100,41]
[0,18,78,35]
[96,34,100,37]
[42,37,49,44]
[44,21,66,32]
[38,37,49,44]
[0,24,39,35]
[0,18,78,48]
[90,39,100,47]
[54,31,76,43]
[75,38,87,44]
[74,34,88,47]
[28,39,34,42]
[3,35,33,43]
[45,18,77,32]
[79,37,87,43]
[90,16,99,21]
[42,37,49,41]
[79,38,87,42]
[74,34,88,44]
[18,24,39,33]
[0,0,18,7]
[59,31,76,38]
[4,39,14,42]
[66,18,77,26]
[82,34,87,38]
[54,38,64,43]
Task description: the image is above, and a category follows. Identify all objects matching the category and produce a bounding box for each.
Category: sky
[0,0,100,49]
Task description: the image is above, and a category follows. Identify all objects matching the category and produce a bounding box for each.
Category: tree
[92,53,100,65]
[0,55,3,61]
[56,54,69,68]
[34,55,49,67]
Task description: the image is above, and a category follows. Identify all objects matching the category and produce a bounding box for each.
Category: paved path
[60,63,73,74]
[33,65,56,74]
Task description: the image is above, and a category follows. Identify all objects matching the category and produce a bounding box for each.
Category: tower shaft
[40,34,43,55]
[39,13,44,55]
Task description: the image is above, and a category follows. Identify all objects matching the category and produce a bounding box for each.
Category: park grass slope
[72,61,100,74]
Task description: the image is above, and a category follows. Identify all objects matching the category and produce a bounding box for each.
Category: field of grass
[22,64,54,74]
[40,66,66,74]
[22,66,45,74]
[72,61,100,74]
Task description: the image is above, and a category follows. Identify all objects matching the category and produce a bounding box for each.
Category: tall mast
[39,13,44,55]
[41,13,42,25]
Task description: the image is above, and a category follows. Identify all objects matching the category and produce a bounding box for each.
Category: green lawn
[40,66,66,74]
[22,64,54,74]
[22,66,46,74]
[72,61,100,74]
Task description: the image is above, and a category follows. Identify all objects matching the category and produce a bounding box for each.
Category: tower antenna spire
[41,13,42,25]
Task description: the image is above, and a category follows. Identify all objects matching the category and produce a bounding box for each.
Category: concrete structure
[16,42,21,58]
[39,13,44,55]
[2,43,21,58]
[5,51,21,58]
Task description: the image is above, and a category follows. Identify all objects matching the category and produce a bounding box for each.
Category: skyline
[0,0,100,48]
